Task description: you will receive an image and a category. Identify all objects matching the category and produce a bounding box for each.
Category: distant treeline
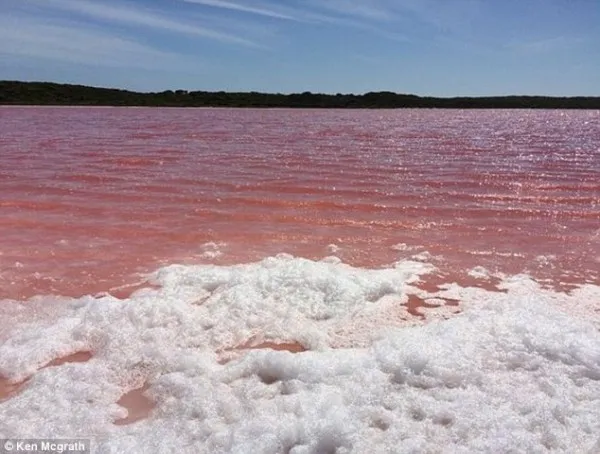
[1,81,599,109]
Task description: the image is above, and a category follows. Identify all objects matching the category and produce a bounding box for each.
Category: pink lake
[2,107,600,453]
[0,107,598,300]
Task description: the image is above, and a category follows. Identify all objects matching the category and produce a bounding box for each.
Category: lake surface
[0,107,599,453]
[1,107,598,299]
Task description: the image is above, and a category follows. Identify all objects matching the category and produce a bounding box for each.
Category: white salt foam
[0,255,599,453]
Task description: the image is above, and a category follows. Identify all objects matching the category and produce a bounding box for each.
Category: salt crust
[0,255,599,453]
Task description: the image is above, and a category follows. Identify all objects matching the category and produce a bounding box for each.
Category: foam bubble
[198,242,225,259]
[326,244,341,254]
[468,266,491,279]
[390,243,418,252]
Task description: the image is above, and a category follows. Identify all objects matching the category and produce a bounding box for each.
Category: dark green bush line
[1,81,599,109]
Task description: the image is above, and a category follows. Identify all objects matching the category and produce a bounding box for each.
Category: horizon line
[2,80,600,100]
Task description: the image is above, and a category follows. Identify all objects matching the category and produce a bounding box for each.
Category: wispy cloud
[0,16,189,69]
[308,0,393,21]
[183,0,298,21]
[179,0,476,43]
[181,0,345,26]
[27,0,259,47]
[181,0,408,34]
[302,0,480,30]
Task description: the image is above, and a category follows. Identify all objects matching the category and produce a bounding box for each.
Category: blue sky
[1,0,598,96]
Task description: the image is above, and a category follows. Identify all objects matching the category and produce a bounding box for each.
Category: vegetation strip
[2,81,599,109]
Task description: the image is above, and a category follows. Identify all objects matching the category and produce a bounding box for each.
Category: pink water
[1,107,598,300]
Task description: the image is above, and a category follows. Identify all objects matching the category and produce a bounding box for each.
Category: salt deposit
[1,256,599,453]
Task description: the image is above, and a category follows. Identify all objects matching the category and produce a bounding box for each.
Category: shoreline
[1,266,599,451]
[2,81,600,109]
[3,105,600,111]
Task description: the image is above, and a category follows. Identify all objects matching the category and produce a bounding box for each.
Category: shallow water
[1,107,598,299]
[0,107,599,453]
